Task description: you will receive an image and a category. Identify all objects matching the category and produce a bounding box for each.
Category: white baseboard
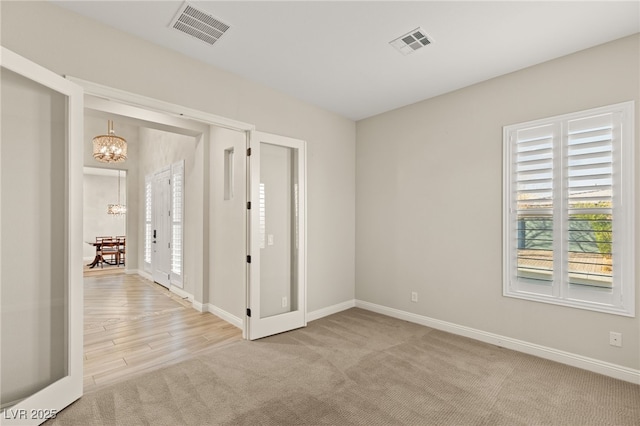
[170,285,192,302]
[136,270,197,307]
[355,300,640,384]
[137,270,153,281]
[307,299,356,322]
[192,300,205,312]
[206,304,243,330]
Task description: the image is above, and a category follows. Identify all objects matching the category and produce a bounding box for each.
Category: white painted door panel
[152,169,171,288]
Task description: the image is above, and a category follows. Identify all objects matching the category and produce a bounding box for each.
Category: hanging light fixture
[93,120,127,163]
[107,170,127,215]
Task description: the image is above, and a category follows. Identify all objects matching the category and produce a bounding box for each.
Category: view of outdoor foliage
[517,200,613,287]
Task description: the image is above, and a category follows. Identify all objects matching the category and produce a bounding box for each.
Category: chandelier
[93,120,127,163]
[108,170,127,216]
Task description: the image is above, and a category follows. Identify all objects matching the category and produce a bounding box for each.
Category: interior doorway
[83,167,127,272]
[78,87,252,391]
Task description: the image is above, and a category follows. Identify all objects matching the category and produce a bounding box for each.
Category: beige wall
[356,34,640,369]
[82,172,126,259]
[209,127,247,319]
[1,1,356,314]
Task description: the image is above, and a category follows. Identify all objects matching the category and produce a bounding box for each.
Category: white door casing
[247,131,307,340]
[0,47,83,424]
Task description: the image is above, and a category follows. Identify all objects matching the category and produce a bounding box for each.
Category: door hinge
[246,308,251,317]
[247,255,252,263]
[247,148,252,156]
[247,201,252,210]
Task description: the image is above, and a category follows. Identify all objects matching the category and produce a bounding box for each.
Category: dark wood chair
[98,237,119,266]
[116,236,126,266]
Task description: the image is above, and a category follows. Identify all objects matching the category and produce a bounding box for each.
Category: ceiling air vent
[390,27,433,56]
[170,2,230,46]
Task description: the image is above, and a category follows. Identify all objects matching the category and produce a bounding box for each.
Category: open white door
[0,48,83,424]
[247,131,306,340]
[152,168,171,288]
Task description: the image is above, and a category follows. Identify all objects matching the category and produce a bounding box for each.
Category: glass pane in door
[259,142,299,319]
[1,68,68,409]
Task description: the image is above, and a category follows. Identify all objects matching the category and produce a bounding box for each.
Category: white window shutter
[144,174,153,272]
[170,160,184,287]
[504,102,634,316]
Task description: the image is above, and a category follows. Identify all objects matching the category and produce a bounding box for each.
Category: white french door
[0,48,83,424]
[247,131,307,340]
[152,168,171,288]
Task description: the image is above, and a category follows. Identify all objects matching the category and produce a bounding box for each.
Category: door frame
[1,47,83,423]
[66,77,255,337]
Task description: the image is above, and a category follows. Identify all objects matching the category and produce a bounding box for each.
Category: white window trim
[503,101,635,317]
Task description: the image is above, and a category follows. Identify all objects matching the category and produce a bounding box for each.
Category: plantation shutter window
[170,160,184,286]
[503,102,634,316]
[144,175,153,272]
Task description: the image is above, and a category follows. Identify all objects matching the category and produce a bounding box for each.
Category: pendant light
[107,170,126,215]
[93,120,127,163]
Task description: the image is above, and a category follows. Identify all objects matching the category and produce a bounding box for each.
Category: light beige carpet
[49,308,639,425]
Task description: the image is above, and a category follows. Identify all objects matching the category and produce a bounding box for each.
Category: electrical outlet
[411,292,418,303]
[609,331,622,347]
[282,296,288,308]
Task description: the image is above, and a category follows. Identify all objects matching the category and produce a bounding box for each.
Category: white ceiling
[52,1,640,121]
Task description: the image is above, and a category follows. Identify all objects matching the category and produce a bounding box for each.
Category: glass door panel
[1,47,83,424]
[248,132,306,340]
[1,68,68,409]
[259,143,299,319]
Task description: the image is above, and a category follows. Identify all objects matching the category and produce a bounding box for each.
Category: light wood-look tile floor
[83,269,242,393]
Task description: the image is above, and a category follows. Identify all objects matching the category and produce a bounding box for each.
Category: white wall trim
[192,300,206,313]
[136,270,204,314]
[66,76,255,132]
[137,270,153,281]
[206,304,243,329]
[308,299,356,322]
[169,285,192,302]
[355,300,640,384]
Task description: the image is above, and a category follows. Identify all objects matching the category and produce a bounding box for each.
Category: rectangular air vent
[390,27,433,56]
[170,2,230,46]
